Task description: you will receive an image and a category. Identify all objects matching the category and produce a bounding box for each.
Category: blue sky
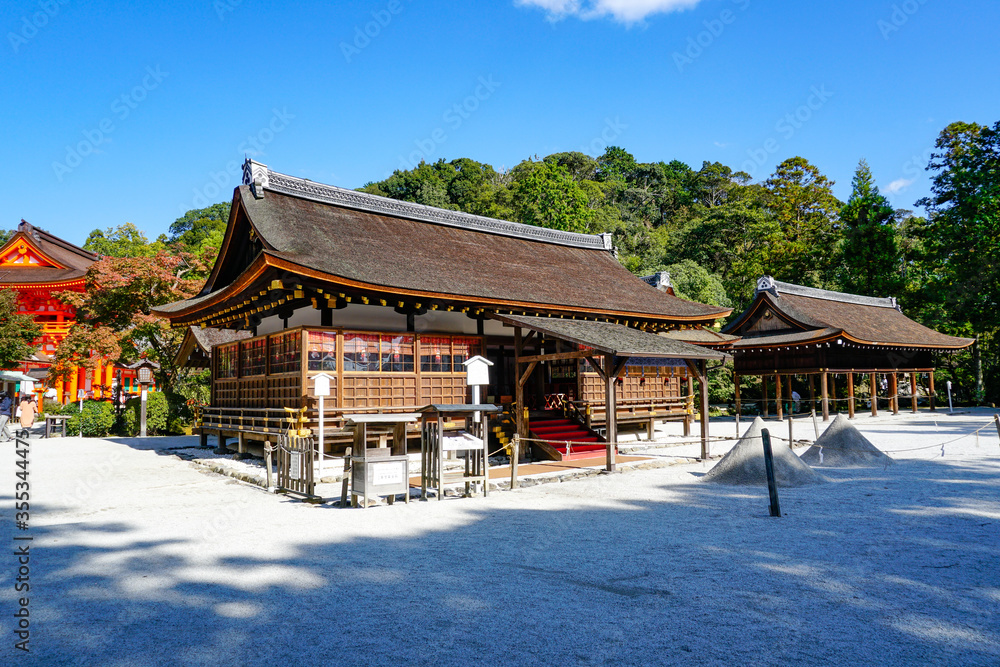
[3,0,999,245]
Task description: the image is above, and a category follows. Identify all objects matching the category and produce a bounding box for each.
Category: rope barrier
[512,416,1000,460]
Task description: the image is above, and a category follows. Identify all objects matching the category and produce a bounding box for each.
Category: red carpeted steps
[528,413,610,461]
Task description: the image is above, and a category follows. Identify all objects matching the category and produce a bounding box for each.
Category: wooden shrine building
[155,160,732,462]
[0,220,104,402]
[722,277,975,420]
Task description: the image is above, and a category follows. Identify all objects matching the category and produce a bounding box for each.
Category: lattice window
[241,338,266,377]
[381,334,414,372]
[420,336,452,372]
[216,344,239,379]
[344,333,379,372]
[451,337,480,372]
[307,331,337,371]
[269,331,302,374]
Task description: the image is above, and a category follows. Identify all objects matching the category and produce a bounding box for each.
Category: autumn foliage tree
[52,249,207,392]
[0,289,41,369]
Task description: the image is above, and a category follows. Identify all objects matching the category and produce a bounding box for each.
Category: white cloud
[516,0,703,24]
[886,178,915,195]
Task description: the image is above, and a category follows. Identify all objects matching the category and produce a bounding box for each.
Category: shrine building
[155,160,733,464]
[723,277,975,420]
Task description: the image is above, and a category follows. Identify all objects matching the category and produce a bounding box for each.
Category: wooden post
[847,372,855,419]
[787,415,794,449]
[910,372,918,413]
[734,374,741,419]
[820,371,830,421]
[929,371,936,411]
[785,375,794,415]
[761,428,781,518]
[340,446,352,508]
[684,373,694,436]
[510,434,519,489]
[829,375,837,415]
[808,374,816,415]
[871,373,878,417]
[994,414,1000,441]
[775,374,783,420]
[699,360,710,460]
[762,375,769,418]
[890,373,899,415]
[604,352,618,473]
[514,327,525,439]
[264,440,274,491]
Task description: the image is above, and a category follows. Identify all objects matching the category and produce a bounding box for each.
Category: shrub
[121,391,169,436]
[49,400,117,437]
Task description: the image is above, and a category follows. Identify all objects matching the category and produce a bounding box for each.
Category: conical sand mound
[703,417,825,487]
[800,414,894,467]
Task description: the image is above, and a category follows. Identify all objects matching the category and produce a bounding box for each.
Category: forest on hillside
[13,120,995,408]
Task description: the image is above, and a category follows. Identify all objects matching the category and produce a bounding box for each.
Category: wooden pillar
[604,353,618,473]
[871,373,878,417]
[929,371,936,411]
[890,372,899,415]
[683,372,693,436]
[699,360,709,460]
[55,377,65,404]
[514,327,525,440]
[774,374,785,421]
[820,371,830,421]
[829,374,837,414]
[734,374,741,418]
[847,372,855,419]
[910,372,918,413]
[93,362,103,399]
[761,375,769,418]
[808,374,816,413]
[785,375,794,415]
[104,364,114,395]
[68,366,79,403]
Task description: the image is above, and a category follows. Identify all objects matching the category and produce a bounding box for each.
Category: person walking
[0,392,14,441]
[19,395,37,430]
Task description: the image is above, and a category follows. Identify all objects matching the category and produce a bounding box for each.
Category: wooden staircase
[528,412,609,462]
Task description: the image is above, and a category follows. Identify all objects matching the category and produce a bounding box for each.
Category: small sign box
[462,355,493,386]
[313,372,334,397]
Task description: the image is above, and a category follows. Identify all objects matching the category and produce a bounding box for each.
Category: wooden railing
[567,396,693,429]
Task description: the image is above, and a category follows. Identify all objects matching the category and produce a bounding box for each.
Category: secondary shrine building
[156,160,731,461]
[723,277,975,420]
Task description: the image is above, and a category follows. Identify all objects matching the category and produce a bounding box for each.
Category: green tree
[84,223,161,258]
[509,160,594,233]
[763,157,843,288]
[0,289,41,369]
[837,159,903,297]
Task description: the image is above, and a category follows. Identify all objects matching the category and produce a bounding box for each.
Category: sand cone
[703,417,824,487]
[800,414,894,467]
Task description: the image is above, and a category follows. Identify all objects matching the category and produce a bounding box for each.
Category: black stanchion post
[762,428,781,518]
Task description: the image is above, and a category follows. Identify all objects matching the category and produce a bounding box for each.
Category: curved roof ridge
[757,276,898,309]
[241,159,612,252]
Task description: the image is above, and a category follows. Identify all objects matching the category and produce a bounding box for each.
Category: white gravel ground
[2,409,999,665]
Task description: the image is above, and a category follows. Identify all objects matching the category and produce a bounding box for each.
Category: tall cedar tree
[838,160,903,297]
[0,289,42,369]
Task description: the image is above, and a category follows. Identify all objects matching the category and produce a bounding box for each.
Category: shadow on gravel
[1,456,998,665]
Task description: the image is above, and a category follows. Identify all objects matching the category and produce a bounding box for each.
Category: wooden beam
[518,361,538,389]
[587,356,608,382]
[516,349,595,364]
